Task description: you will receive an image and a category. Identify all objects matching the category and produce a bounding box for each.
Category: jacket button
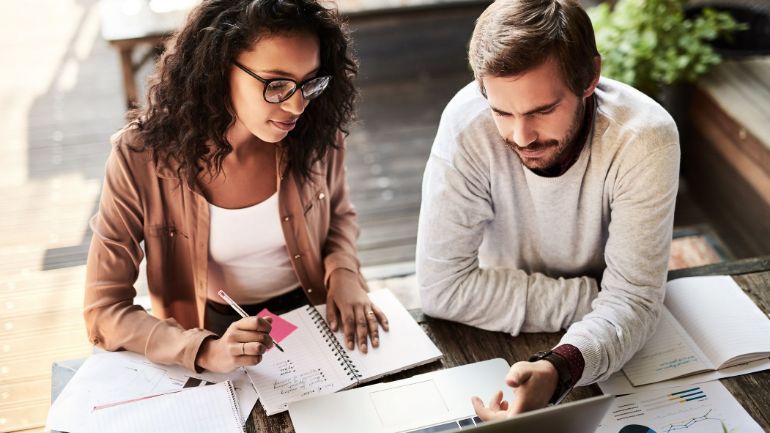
[307,288,313,293]
[318,193,325,200]
[283,216,290,222]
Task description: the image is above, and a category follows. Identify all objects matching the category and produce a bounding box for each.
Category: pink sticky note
[257,308,297,343]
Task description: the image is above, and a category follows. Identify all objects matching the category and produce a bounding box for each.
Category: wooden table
[245,257,770,432]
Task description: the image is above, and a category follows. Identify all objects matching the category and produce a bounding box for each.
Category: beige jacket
[84,126,364,371]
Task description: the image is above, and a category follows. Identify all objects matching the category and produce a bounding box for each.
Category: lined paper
[87,380,243,433]
[47,351,258,433]
[245,289,442,415]
[622,307,711,386]
[622,276,770,386]
[666,276,770,368]
[316,290,443,382]
[245,307,349,415]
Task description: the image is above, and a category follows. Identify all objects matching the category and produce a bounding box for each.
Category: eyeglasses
[232,60,332,104]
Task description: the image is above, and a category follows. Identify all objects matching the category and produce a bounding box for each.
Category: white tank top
[206,193,300,304]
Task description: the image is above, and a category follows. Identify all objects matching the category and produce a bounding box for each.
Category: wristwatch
[528,350,574,405]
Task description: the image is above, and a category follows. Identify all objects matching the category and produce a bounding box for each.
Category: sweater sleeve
[559,140,680,385]
[416,109,598,335]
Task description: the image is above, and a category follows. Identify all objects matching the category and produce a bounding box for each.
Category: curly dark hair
[130,0,358,186]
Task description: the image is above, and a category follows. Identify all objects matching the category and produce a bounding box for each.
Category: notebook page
[46,351,258,433]
[87,380,243,433]
[621,306,712,386]
[666,275,770,368]
[315,289,442,383]
[244,307,350,415]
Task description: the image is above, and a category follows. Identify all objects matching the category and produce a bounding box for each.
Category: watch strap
[529,350,574,405]
[551,344,584,388]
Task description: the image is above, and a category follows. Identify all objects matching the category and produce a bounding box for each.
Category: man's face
[483,56,588,172]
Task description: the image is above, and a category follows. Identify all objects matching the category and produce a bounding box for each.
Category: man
[415,0,680,419]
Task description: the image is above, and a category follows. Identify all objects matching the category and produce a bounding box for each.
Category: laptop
[288,358,613,433]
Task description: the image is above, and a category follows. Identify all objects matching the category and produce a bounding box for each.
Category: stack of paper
[596,381,764,433]
[595,276,769,432]
[46,351,258,433]
[87,380,244,433]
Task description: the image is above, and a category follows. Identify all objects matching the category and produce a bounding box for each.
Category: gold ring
[367,311,375,316]
[241,342,246,355]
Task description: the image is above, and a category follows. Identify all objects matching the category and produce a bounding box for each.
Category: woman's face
[229,32,321,144]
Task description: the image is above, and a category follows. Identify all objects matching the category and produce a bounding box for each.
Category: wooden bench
[685,56,770,258]
[99,0,192,109]
[99,0,490,109]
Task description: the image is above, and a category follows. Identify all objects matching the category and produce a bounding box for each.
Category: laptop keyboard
[405,416,483,433]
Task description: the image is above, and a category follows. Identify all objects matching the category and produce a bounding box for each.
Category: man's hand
[326,268,389,353]
[195,316,274,373]
[472,360,558,420]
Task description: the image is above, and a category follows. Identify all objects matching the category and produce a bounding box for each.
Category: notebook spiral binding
[306,306,362,382]
[223,380,245,430]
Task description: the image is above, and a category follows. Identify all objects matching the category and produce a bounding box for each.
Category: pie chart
[619,425,656,433]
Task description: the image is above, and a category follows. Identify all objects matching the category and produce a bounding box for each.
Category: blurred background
[0,0,768,431]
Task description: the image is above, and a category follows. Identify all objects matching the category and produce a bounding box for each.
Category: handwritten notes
[246,306,350,415]
[271,360,334,398]
[244,290,442,416]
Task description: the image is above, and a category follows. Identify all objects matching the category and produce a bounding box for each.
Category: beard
[505,98,586,173]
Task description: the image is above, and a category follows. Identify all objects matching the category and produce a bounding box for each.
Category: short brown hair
[469,0,599,96]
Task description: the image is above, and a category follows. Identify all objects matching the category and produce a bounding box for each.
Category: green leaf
[587,0,744,96]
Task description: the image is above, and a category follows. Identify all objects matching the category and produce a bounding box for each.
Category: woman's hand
[195,316,274,373]
[326,269,389,353]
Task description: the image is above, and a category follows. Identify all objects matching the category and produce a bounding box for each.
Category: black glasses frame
[232,60,332,104]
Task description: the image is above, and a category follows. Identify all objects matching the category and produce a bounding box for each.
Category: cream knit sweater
[416,77,680,385]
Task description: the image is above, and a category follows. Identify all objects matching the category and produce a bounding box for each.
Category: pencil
[217,290,285,353]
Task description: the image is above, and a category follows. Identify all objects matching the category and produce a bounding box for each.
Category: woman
[84,0,387,374]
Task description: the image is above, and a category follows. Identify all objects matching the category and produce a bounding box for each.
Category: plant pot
[685,3,770,57]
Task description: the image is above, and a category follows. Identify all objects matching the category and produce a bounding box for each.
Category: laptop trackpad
[369,379,450,428]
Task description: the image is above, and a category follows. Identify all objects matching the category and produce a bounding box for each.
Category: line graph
[599,382,762,433]
[663,409,727,432]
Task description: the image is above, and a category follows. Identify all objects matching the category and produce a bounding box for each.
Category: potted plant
[587,0,748,98]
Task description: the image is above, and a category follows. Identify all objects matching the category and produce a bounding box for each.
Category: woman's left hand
[326,269,389,353]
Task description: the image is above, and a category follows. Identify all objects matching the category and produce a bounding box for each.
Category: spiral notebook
[86,380,244,433]
[245,289,443,415]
